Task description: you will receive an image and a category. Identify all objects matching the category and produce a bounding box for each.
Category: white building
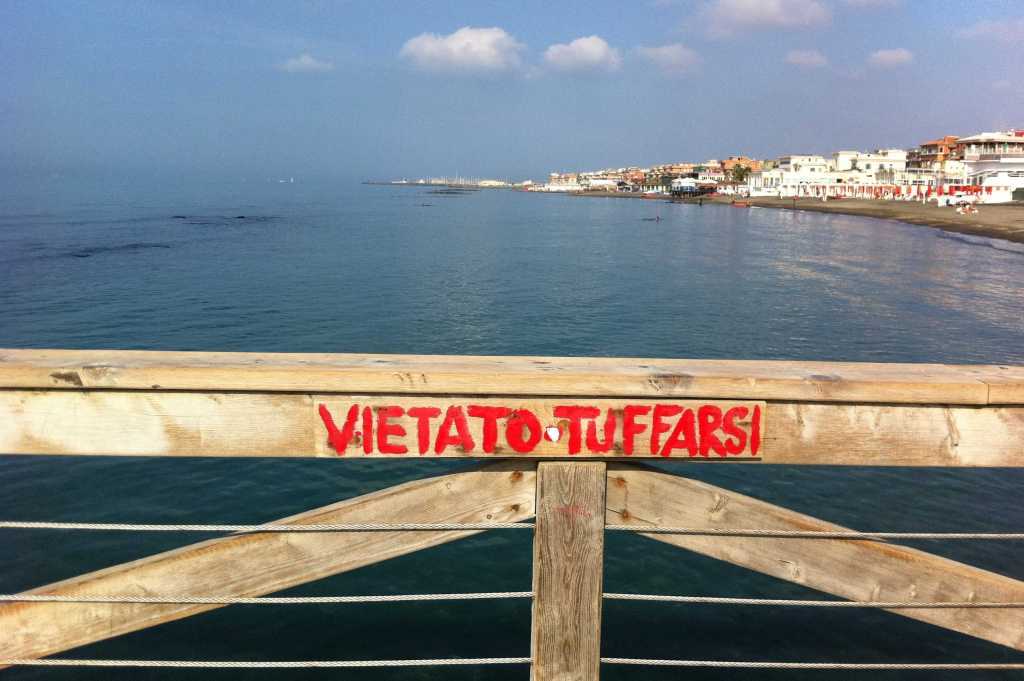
[698,168,725,183]
[831,149,907,173]
[671,177,699,193]
[960,130,1024,203]
[748,150,983,201]
[777,155,829,172]
[747,155,830,197]
[582,178,619,190]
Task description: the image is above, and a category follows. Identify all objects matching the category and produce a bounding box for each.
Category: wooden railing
[1,349,1024,677]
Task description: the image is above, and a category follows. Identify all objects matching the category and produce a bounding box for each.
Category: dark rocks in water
[172,215,188,219]
[180,215,277,225]
[66,242,173,259]
[426,188,476,195]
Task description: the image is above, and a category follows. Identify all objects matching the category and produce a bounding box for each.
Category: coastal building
[670,177,717,196]
[714,181,745,196]
[666,163,697,175]
[747,155,829,196]
[582,177,619,190]
[670,177,699,194]
[960,129,1024,202]
[831,149,907,173]
[721,156,763,173]
[640,172,672,193]
[777,155,829,173]
[538,172,583,192]
[624,170,647,185]
[698,167,726,183]
[959,130,1024,160]
[541,129,1023,203]
[911,135,961,170]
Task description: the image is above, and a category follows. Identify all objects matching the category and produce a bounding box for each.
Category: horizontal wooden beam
[1,391,1021,465]
[606,465,1024,651]
[2,349,1022,405]
[0,462,537,663]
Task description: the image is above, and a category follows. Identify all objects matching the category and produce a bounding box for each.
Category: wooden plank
[965,365,1024,404]
[763,402,1024,466]
[2,348,1021,405]
[531,462,606,681]
[2,391,1022,466]
[0,462,536,663]
[0,391,315,457]
[605,465,1024,651]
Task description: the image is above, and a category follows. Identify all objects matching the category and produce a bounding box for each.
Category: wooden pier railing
[1,349,1024,677]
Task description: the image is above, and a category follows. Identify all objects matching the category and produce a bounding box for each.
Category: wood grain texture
[0,462,537,663]
[0,391,315,457]
[965,365,1024,404]
[605,465,1024,651]
[2,348,1022,405]
[762,403,1024,466]
[3,391,1022,466]
[531,462,606,681]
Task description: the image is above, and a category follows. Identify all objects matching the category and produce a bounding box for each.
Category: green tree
[731,165,751,183]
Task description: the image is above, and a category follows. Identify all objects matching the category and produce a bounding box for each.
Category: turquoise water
[2,181,1024,678]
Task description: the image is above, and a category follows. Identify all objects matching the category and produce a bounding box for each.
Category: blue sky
[2,0,1022,182]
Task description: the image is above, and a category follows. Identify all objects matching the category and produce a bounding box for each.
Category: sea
[2,179,1024,679]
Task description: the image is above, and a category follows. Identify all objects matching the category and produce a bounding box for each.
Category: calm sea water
[2,180,1024,679]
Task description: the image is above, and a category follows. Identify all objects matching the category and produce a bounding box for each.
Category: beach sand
[707,196,1024,244]
[558,190,1024,244]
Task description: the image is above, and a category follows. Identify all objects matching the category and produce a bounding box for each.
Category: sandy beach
[567,191,1024,244]
[702,196,1024,244]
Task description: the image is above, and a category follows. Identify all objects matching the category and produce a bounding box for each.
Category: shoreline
[558,190,1024,245]
[712,196,1024,245]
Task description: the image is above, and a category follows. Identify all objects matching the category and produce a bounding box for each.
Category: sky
[2,0,1022,183]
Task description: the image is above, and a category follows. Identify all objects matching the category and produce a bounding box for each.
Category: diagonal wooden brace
[0,461,537,663]
[605,464,1024,651]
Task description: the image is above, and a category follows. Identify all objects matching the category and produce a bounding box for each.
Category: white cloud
[543,36,622,73]
[636,44,701,75]
[957,18,1024,42]
[785,49,828,67]
[399,26,525,73]
[277,53,334,73]
[867,48,913,68]
[704,0,830,38]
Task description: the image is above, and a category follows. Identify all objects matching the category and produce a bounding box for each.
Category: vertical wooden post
[531,462,606,681]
